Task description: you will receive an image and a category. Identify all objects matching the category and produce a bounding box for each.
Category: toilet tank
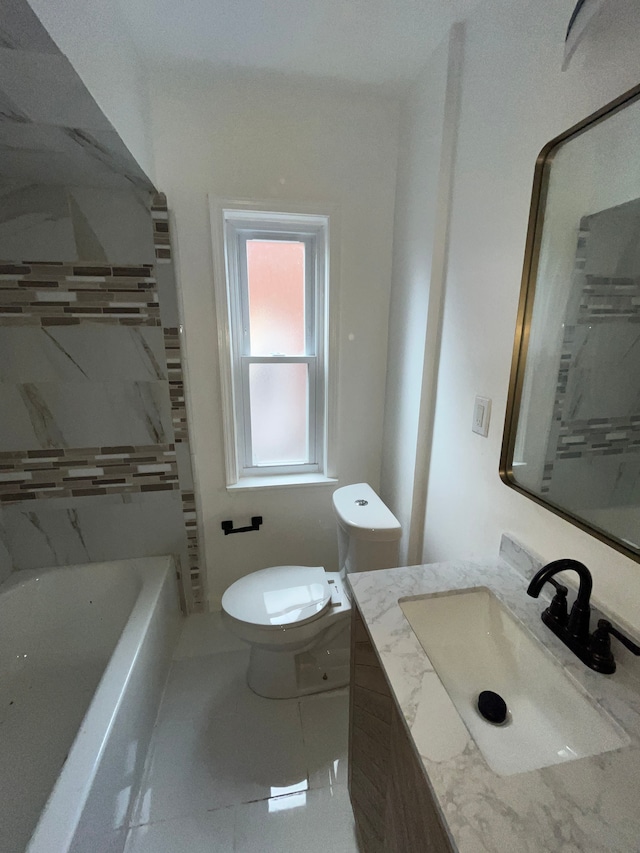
[332,483,401,576]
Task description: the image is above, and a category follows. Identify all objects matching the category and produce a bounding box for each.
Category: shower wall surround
[542,201,640,515]
[0,190,205,611]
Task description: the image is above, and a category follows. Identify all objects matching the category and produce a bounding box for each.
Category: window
[211,204,334,486]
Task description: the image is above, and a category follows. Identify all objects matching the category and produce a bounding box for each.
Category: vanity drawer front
[353,703,390,749]
[354,640,382,668]
[354,662,392,696]
[353,684,392,725]
[350,607,391,852]
[350,604,454,853]
[351,719,390,776]
[385,704,454,853]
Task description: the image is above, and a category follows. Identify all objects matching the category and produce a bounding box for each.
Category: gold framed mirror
[501,83,640,563]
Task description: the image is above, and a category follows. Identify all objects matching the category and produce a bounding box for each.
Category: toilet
[221,482,401,698]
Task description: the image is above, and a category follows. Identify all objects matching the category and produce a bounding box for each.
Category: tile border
[0,444,179,502]
[0,263,161,326]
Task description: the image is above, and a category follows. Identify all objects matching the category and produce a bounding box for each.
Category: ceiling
[118,0,481,90]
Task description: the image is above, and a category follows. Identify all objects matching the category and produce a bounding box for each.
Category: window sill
[227,474,339,492]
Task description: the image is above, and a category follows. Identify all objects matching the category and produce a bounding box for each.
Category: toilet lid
[222,565,332,628]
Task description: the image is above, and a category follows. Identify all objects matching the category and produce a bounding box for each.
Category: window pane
[247,240,305,355]
[249,362,308,465]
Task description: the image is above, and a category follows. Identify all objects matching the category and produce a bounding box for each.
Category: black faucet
[527,559,640,674]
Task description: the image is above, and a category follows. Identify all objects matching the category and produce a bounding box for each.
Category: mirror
[501,84,640,562]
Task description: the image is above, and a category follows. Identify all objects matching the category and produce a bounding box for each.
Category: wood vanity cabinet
[349,605,454,853]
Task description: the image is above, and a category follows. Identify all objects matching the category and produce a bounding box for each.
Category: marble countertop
[349,540,640,853]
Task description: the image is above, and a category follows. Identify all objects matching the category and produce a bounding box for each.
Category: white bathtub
[0,556,180,853]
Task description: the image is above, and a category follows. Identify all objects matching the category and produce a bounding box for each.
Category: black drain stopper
[477,690,508,725]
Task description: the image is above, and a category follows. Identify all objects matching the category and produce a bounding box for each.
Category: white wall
[147,70,399,605]
[27,0,154,180]
[380,37,449,564]
[390,0,640,628]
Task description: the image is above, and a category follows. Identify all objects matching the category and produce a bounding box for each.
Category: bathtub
[0,556,180,853]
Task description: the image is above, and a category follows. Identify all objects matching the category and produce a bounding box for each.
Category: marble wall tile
[0,185,76,261]
[0,146,97,187]
[547,454,640,512]
[0,47,111,130]
[0,381,173,451]
[0,490,187,573]
[0,0,60,53]
[0,120,154,192]
[0,85,28,123]
[0,122,75,158]
[562,324,640,421]
[0,326,167,383]
[583,198,640,278]
[0,0,155,193]
[67,187,155,265]
[63,127,152,192]
[0,180,153,274]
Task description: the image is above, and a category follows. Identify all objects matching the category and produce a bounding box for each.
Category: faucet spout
[527,558,592,607]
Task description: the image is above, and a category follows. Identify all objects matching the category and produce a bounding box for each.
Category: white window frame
[210,199,338,489]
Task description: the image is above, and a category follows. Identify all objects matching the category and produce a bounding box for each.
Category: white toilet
[221,483,401,698]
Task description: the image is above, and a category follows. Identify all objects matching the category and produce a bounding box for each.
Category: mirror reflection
[503,88,640,557]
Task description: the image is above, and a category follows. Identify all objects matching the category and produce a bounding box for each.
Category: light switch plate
[472,396,491,437]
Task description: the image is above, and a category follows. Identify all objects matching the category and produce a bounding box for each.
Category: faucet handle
[589,619,640,674]
[546,579,568,626]
[597,620,640,655]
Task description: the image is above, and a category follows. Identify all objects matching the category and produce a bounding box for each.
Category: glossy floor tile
[125,807,235,853]
[300,690,350,790]
[235,786,359,853]
[172,611,246,660]
[125,612,359,852]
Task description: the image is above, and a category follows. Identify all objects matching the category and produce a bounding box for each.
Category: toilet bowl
[222,565,351,698]
[220,483,401,699]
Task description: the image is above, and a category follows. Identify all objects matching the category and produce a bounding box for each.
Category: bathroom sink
[399,588,628,776]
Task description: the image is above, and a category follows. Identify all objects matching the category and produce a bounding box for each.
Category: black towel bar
[221,516,263,535]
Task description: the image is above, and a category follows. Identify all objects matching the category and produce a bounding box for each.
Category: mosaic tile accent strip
[163,327,189,443]
[0,263,160,325]
[554,415,640,459]
[181,490,204,612]
[578,275,640,323]
[0,444,179,504]
[151,193,172,264]
[152,192,204,609]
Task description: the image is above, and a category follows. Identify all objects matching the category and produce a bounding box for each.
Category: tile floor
[124,613,360,853]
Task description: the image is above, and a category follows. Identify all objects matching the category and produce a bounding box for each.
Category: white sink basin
[400,587,628,776]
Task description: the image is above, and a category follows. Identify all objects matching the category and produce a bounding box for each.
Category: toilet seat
[221,565,332,629]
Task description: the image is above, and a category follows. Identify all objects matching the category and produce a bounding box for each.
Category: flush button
[355,499,368,506]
